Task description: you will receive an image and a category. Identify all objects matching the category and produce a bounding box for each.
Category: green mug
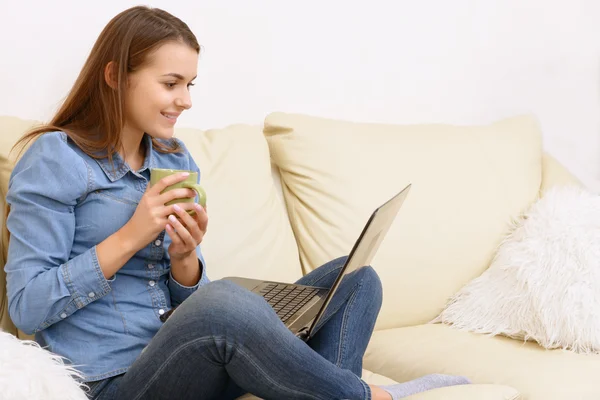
[149,168,207,213]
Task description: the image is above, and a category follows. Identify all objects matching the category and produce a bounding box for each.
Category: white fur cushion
[434,186,600,353]
[0,331,87,400]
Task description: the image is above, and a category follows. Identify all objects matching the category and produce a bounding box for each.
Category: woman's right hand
[123,172,197,252]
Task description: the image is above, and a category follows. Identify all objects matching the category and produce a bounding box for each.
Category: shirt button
[149,280,156,287]
[158,309,165,315]
[148,264,155,269]
[154,240,162,246]
[88,292,95,298]
[60,313,67,319]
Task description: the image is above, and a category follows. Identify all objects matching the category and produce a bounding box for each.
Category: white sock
[379,374,471,399]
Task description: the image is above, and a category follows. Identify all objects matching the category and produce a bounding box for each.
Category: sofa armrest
[540,152,583,194]
[404,384,521,400]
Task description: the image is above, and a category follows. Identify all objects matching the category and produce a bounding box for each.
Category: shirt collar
[96,134,155,182]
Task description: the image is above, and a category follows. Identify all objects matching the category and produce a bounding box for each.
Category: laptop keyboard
[259,283,320,323]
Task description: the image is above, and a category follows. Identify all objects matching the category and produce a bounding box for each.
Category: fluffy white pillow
[0,330,88,400]
[434,186,600,353]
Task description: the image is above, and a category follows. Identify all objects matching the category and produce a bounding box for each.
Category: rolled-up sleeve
[5,132,111,335]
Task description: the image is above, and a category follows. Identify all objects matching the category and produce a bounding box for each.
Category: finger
[158,188,196,205]
[158,201,192,218]
[167,213,196,247]
[177,203,208,236]
[172,204,203,242]
[149,172,191,195]
[165,223,184,246]
[192,203,208,232]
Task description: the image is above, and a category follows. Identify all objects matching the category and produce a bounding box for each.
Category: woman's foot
[371,385,394,400]
[370,374,471,399]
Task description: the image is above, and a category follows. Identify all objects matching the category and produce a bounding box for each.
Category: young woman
[4,6,470,400]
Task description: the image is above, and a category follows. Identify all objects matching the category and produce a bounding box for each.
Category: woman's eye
[187,83,195,89]
[165,82,176,88]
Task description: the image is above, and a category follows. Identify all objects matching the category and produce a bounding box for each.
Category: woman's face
[123,41,198,140]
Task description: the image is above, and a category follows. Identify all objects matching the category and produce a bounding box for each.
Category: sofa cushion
[0,116,39,337]
[264,112,543,329]
[435,185,600,354]
[404,384,521,400]
[541,153,583,194]
[0,116,38,194]
[236,369,519,400]
[236,368,399,399]
[0,153,15,336]
[364,324,600,400]
[0,116,37,155]
[175,125,302,283]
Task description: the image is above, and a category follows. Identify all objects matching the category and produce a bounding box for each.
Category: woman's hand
[165,202,208,261]
[123,172,196,252]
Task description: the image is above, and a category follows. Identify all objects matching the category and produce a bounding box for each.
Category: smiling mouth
[161,112,178,120]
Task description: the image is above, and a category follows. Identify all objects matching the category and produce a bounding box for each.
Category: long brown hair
[13,6,200,160]
[2,6,200,266]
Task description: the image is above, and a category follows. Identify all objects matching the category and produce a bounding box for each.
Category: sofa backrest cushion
[175,124,302,282]
[0,116,38,336]
[264,112,543,330]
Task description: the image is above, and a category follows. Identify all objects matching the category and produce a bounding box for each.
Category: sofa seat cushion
[404,384,520,400]
[236,368,397,399]
[364,324,600,400]
[265,112,543,329]
[236,368,518,400]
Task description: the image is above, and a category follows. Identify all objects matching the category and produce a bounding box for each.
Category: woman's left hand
[166,202,208,261]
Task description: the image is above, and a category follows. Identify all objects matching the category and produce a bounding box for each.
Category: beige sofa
[1,112,598,400]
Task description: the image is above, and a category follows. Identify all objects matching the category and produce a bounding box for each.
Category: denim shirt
[5,131,210,382]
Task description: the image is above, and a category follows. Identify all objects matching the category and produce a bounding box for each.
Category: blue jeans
[86,256,383,400]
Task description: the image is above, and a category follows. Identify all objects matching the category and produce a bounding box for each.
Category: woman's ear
[104,61,118,89]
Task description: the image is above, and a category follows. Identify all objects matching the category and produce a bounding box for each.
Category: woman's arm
[5,133,112,335]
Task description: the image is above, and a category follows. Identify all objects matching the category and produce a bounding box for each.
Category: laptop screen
[306,184,411,337]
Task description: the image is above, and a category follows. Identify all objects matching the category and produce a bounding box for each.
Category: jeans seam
[359,376,371,400]
[235,342,325,400]
[335,283,360,367]
[130,337,216,400]
[130,336,326,400]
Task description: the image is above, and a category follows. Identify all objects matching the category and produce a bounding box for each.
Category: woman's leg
[292,257,472,400]
[146,256,381,399]
[115,277,372,400]
[85,375,123,400]
[295,256,383,377]
[223,256,383,397]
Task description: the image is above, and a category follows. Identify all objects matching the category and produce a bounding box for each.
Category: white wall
[2,0,600,189]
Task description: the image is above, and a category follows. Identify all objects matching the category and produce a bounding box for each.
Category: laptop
[222,184,411,342]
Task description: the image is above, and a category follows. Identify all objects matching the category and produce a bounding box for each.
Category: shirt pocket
[91,189,140,206]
